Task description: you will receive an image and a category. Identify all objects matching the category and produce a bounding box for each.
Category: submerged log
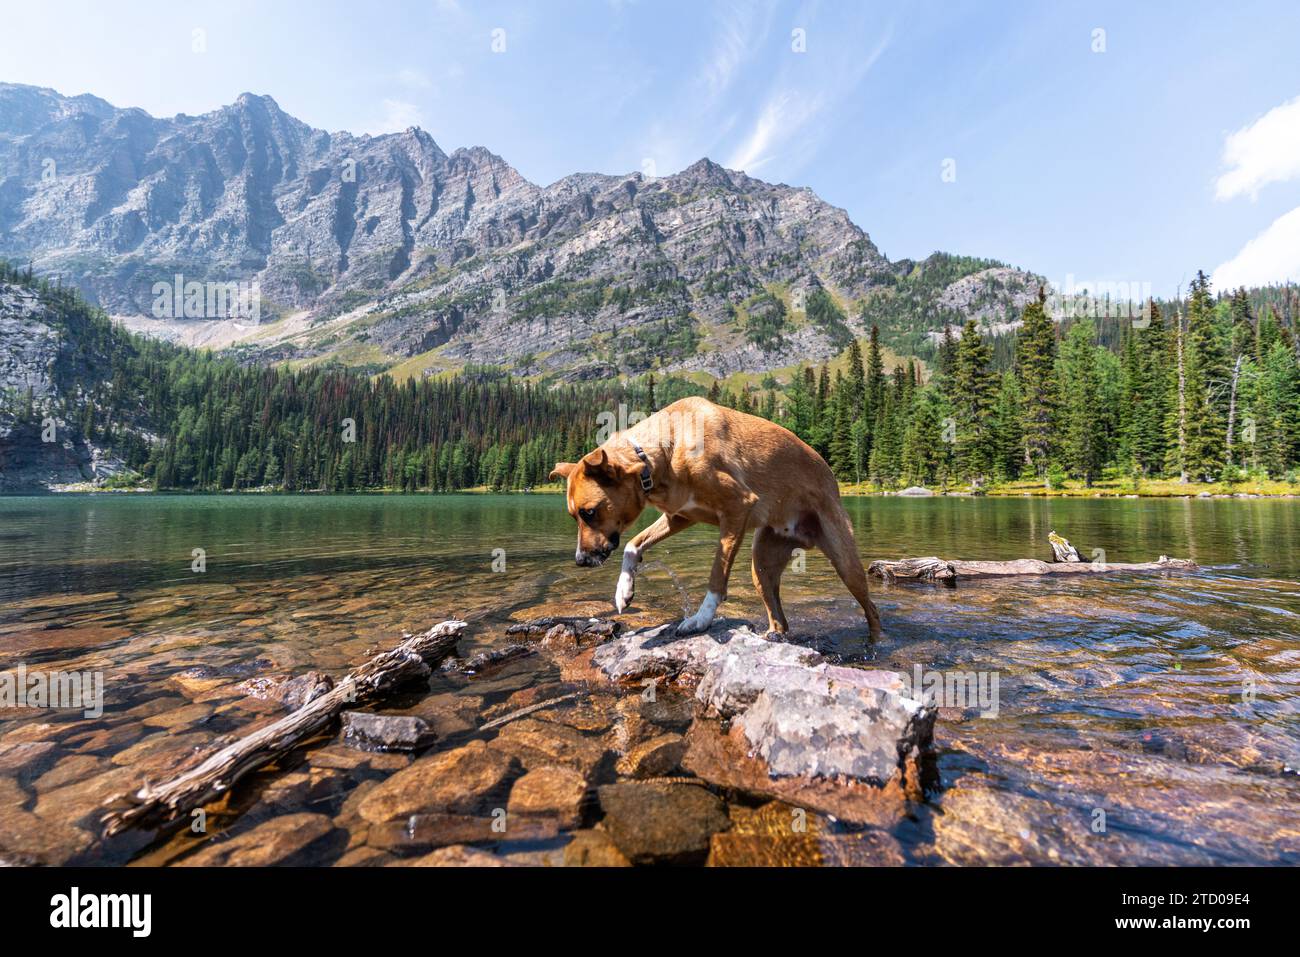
[101,619,467,837]
[869,533,1197,583]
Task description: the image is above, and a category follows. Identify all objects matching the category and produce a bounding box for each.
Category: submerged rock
[596,781,730,865]
[340,712,432,752]
[358,740,514,824]
[178,813,341,866]
[592,624,935,786]
[507,766,589,829]
[615,733,687,779]
[563,828,632,867]
[238,671,334,711]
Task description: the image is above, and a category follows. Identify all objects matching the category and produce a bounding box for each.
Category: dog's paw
[677,591,720,635]
[614,572,635,613]
[676,616,707,636]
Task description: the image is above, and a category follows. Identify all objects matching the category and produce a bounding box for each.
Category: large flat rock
[591,624,935,787]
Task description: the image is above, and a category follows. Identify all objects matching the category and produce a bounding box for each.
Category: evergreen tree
[1182,271,1230,480]
[951,319,997,484]
[1059,319,1104,485]
[1015,287,1059,477]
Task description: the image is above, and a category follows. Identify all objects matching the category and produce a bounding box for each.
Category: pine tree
[990,370,1024,481]
[1015,287,1059,478]
[1182,271,1230,480]
[951,320,997,484]
[1059,319,1104,485]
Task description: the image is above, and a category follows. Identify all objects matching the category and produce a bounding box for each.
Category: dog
[550,396,883,638]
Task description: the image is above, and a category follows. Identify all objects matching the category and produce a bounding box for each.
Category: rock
[358,740,514,824]
[394,693,482,738]
[897,486,934,497]
[0,776,94,865]
[109,731,212,778]
[238,671,334,711]
[340,712,432,752]
[507,767,589,829]
[616,733,687,779]
[178,813,341,866]
[682,718,911,829]
[532,696,616,733]
[596,781,730,865]
[170,666,237,697]
[310,743,411,773]
[563,828,632,867]
[738,683,930,784]
[141,702,213,729]
[397,845,507,867]
[491,718,611,776]
[707,831,905,867]
[593,623,935,786]
[506,616,621,651]
[333,846,392,867]
[0,741,57,778]
[369,812,557,852]
[32,753,105,791]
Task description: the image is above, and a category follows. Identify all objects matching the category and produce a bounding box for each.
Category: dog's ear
[581,448,622,485]
[549,462,577,482]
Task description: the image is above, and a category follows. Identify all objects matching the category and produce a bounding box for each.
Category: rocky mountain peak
[0,83,1040,383]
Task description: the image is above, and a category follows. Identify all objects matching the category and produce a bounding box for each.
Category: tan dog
[550,396,882,638]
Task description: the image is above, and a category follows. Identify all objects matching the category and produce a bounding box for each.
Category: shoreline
[21,480,1300,499]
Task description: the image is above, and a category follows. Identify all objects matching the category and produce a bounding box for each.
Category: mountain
[0,83,1042,381]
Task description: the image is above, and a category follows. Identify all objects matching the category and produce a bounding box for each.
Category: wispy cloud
[1214,94,1300,201]
[697,1,767,104]
[727,90,823,174]
[1213,204,1300,289]
[364,98,424,136]
[725,26,891,175]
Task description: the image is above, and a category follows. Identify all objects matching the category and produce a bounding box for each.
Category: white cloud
[698,2,764,103]
[1212,204,1300,289]
[726,90,823,174]
[364,99,424,136]
[1214,94,1300,201]
[725,29,890,175]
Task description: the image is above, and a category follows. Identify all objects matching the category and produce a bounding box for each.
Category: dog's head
[551,448,647,566]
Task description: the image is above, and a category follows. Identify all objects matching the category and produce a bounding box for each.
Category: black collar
[629,441,654,492]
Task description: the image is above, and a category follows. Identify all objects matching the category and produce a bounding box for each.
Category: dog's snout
[607,531,620,549]
[575,546,612,567]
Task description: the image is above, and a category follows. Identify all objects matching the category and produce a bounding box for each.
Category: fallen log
[101,619,467,837]
[869,534,1197,583]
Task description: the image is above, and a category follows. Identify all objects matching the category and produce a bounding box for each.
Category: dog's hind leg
[751,526,795,636]
[816,511,883,639]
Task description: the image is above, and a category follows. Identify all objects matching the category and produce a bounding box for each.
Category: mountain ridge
[0,82,1042,381]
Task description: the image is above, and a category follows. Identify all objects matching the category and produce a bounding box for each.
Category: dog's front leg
[678,511,749,635]
[615,513,695,613]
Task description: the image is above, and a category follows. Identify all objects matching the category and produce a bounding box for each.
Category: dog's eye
[578,508,597,524]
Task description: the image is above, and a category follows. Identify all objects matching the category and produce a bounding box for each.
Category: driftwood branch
[1048,530,1082,563]
[870,534,1197,583]
[101,619,467,837]
[479,692,581,731]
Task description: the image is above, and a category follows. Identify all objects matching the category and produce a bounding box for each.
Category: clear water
[1,493,1297,864]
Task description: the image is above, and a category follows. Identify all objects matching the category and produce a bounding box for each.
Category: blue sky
[4,0,1300,296]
